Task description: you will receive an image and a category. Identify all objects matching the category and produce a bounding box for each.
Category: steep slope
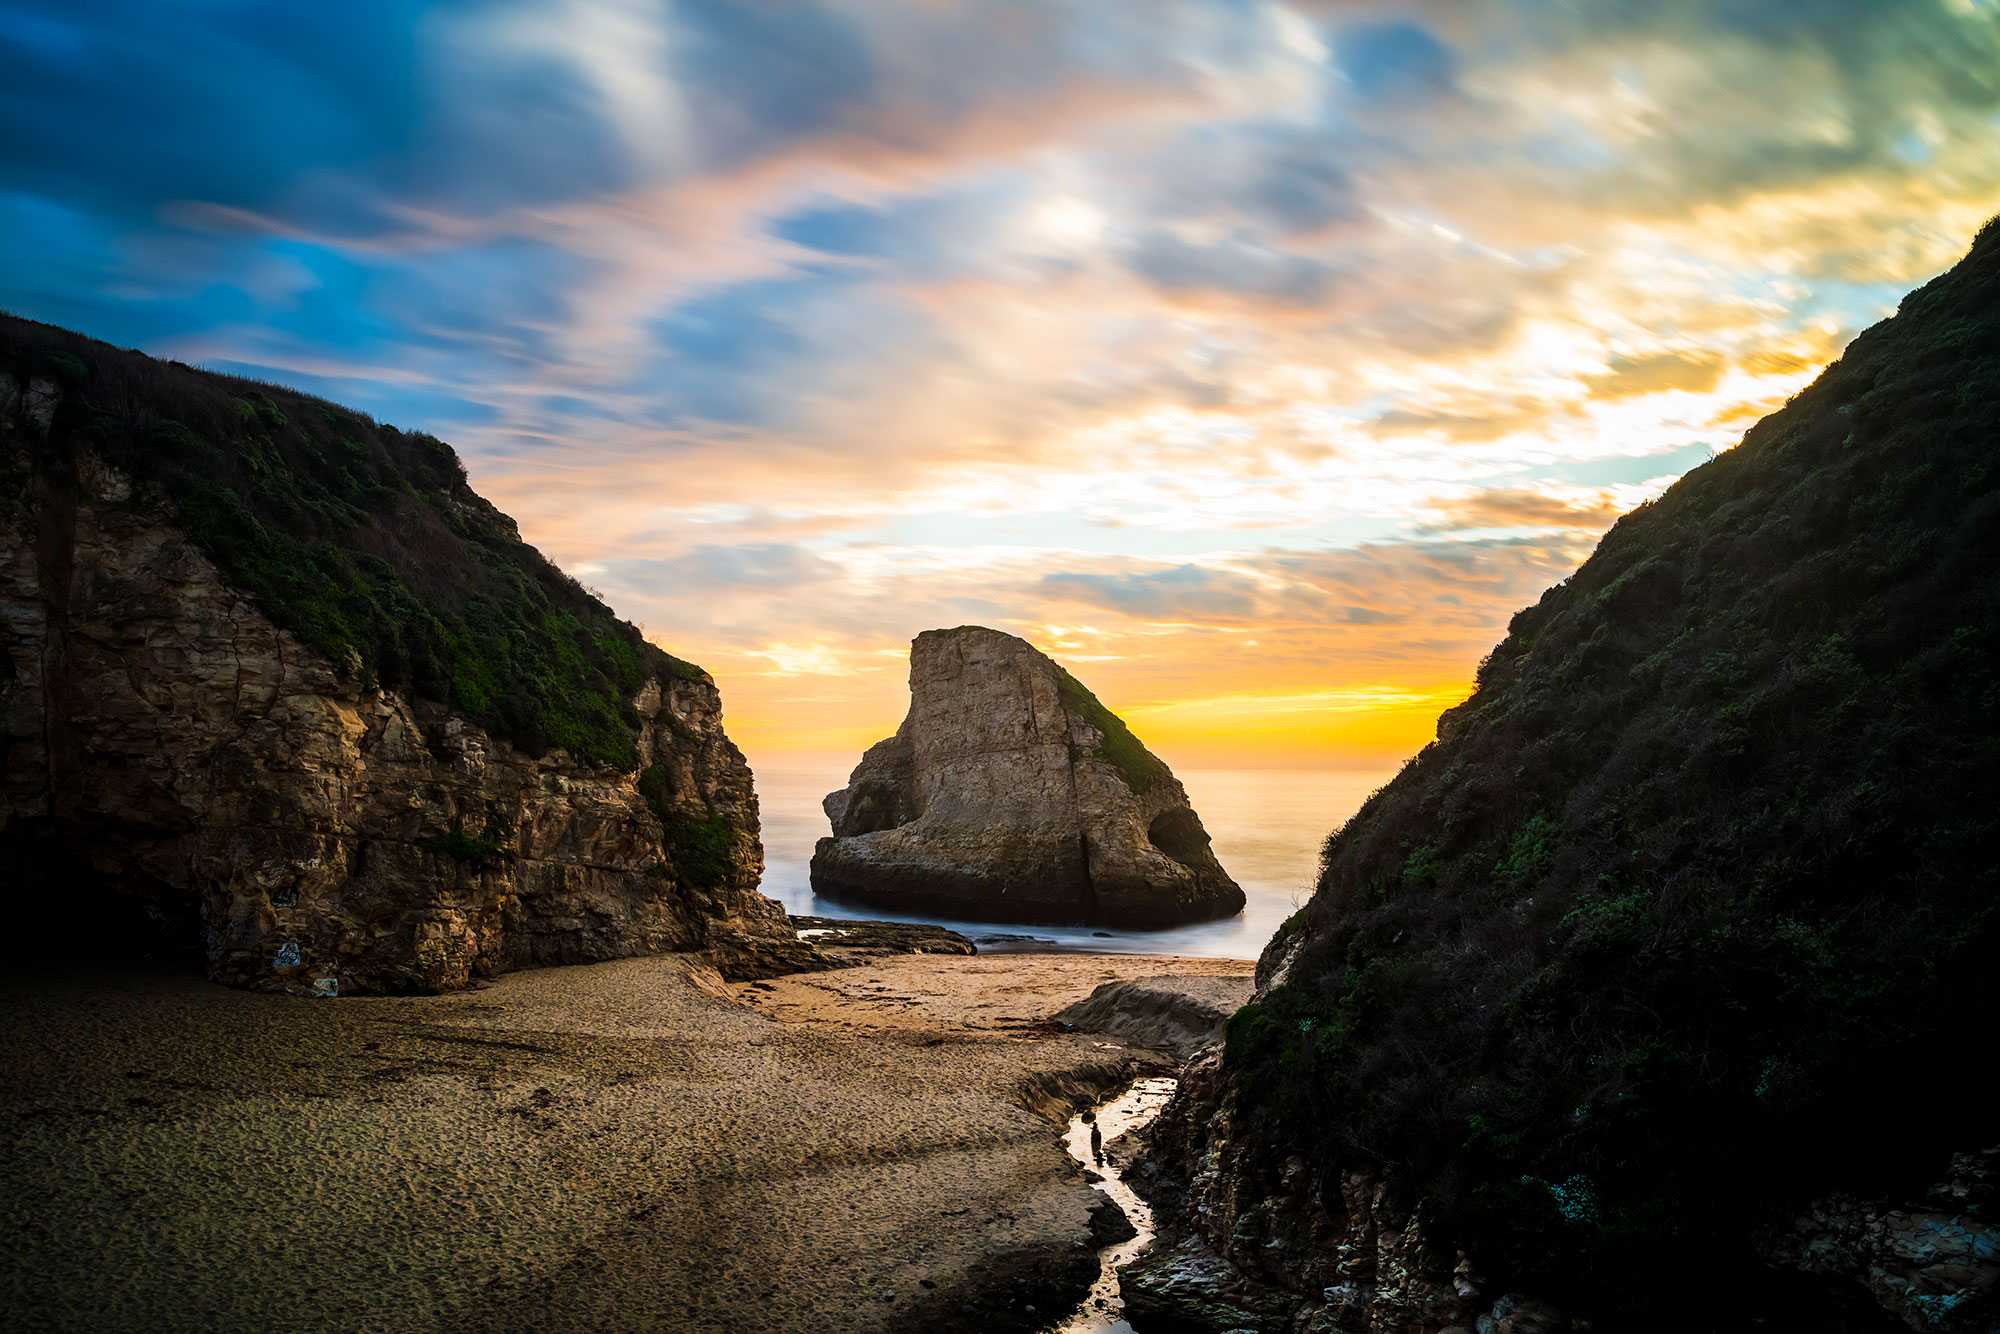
[1134,220,2000,1331]
[0,314,823,992]
[812,626,1244,928]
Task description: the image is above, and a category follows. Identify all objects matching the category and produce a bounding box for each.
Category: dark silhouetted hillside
[1156,217,2000,1331]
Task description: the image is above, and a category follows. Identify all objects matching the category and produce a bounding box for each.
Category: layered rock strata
[810,626,1243,929]
[0,323,818,993]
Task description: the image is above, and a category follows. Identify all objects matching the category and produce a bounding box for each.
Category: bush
[637,763,734,888]
[416,828,513,868]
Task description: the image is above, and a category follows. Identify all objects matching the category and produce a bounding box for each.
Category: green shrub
[0,320,710,768]
[660,811,734,889]
[636,763,733,888]
[417,828,512,867]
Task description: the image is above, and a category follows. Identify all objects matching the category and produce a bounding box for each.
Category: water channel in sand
[1057,1077,1179,1334]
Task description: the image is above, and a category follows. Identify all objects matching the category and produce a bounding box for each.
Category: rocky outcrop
[1760,1149,2000,1333]
[1053,976,1253,1059]
[809,626,1243,929]
[787,915,978,957]
[1125,1047,1542,1334]
[1128,221,2000,1330]
[1129,1103,1997,1334]
[0,320,821,993]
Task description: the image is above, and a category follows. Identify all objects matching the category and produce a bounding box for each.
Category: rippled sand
[1,951,1251,1333]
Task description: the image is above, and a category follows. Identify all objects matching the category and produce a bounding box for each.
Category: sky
[6,0,2000,772]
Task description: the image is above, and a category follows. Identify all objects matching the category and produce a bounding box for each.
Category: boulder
[1053,976,1255,1058]
[809,626,1244,929]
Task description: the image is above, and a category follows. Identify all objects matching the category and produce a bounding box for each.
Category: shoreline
[1,948,1252,1333]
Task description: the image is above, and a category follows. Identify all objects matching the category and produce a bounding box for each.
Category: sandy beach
[0,949,1252,1333]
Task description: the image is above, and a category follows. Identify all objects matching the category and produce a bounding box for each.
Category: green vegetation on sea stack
[1052,662,1170,794]
[1226,218,2000,1322]
[1,317,704,768]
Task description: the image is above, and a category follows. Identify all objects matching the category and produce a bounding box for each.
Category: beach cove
[1,949,1251,1333]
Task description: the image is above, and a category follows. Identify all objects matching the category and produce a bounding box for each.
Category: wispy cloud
[5,0,1999,767]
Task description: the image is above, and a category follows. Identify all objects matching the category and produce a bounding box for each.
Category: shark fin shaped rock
[810,626,1245,929]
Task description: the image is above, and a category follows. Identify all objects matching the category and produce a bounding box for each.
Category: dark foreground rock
[811,626,1244,929]
[1758,1148,2000,1333]
[788,915,978,957]
[0,316,823,993]
[1119,1233,1306,1334]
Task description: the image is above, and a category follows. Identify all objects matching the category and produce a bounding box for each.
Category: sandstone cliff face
[0,339,818,993]
[810,626,1243,929]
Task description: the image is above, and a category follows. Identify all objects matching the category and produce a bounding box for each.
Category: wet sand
[0,950,1252,1333]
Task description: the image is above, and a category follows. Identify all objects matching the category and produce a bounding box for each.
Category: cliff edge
[1132,222,2000,1331]
[810,626,1244,929]
[0,314,824,993]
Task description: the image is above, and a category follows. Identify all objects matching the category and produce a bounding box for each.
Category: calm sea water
[753,765,1400,961]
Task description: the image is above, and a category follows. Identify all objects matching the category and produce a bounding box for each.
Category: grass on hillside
[3,316,704,769]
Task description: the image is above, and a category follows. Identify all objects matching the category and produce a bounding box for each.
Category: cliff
[810,626,1244,928]
[0,314,824,993]
[1131,220,2000,1331]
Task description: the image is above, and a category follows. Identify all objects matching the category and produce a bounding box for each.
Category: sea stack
[810,626,1244,929]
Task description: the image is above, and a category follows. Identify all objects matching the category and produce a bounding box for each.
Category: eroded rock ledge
[810,626,1244,929]
[788,915,977,958]
[1053,976,1253,1059]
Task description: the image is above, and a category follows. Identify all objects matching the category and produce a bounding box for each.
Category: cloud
[1036,537,1589,639]
[6,0,2000,766]
[0,1,422,227]
[1584,351,1727,399]
[1333,20,1459,105]
[620,543,844,591]
[1246,145,1363,235]
[1418,487,1626,532]
[1040,565,1263,621]
[1126,230,1344,308]
[1368,406,1551,443]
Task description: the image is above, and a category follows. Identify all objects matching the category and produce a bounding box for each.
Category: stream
[1056,1076,1178,1334]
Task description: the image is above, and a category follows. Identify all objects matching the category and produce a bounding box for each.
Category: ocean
[753,764,1402,961]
